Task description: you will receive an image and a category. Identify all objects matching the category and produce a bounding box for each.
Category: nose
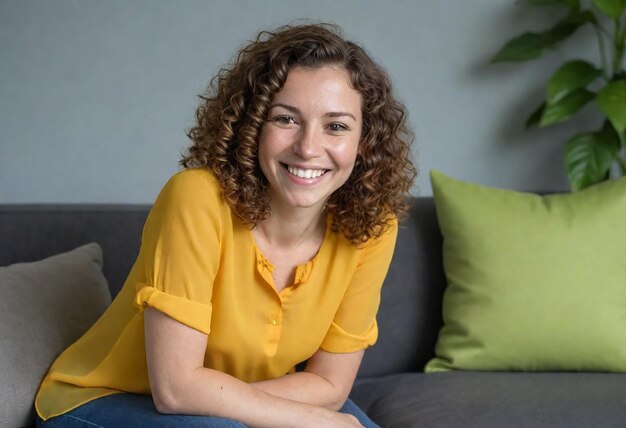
[293,124,323,159]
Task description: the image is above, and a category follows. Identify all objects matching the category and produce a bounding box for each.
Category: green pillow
[425,170,626,373]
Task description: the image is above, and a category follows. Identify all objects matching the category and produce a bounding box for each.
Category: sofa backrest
[1,204,149,298]
[0,200,447,378]
[357,198,447,378]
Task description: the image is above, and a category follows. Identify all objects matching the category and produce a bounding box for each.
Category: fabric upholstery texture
[357,198,447,377]
[0,204,148,297]
[426,170,626,372]
[0,243,111,428]
[351,371,626,427]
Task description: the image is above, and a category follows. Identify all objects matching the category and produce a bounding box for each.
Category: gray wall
[1,0,601,203]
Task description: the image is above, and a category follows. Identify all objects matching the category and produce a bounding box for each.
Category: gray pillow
[0,243,111,428]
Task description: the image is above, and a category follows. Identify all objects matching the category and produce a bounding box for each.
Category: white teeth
[286,165,326,179]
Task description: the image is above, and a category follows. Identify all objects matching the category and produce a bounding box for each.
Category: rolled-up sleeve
[321,218,398,353]
[133,169,221,336]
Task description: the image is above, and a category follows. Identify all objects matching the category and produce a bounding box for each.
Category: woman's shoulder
[151,167,227,216]
[167,167,220,190]
[159,167,221,199]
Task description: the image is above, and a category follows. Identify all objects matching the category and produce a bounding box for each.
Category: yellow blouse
[35,167,398,420]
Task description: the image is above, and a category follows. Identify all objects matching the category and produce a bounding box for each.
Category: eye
[272,115,297,125]
[328,122,349,132]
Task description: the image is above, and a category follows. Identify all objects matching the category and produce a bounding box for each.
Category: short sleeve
[321,218,398,353]
[134,169,222,335]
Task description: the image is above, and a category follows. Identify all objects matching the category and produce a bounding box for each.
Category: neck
[254,204,327,249]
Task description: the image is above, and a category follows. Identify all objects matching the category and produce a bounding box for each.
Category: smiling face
[258,65,363,215]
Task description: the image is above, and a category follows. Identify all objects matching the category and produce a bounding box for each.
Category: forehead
[272,66,362,116]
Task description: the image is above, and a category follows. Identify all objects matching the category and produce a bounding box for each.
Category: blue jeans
[36,393,380,427]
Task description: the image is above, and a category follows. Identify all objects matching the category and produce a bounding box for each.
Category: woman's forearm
[251,371,346,410]
[250,349,362,410]
[159,366,335,427]
[144,307,360,427]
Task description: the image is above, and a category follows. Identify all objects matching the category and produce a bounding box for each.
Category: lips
[281,163,329,179]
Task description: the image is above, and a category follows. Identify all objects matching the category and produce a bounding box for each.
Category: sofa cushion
[426,171,626,372]
[351,372,626,428]
[0,243,111,428]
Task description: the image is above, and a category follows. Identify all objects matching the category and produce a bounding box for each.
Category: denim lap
[36,393,245,428]
[340,398,381,428]
[36,393,379,427]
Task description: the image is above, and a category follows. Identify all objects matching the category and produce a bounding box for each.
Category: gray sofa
[3,200,626,428]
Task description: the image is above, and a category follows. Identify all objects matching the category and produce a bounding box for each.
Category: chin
[288,199,325,209]
[282,194,328,210]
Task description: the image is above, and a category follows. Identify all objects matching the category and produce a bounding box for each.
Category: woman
[35,23,415,427]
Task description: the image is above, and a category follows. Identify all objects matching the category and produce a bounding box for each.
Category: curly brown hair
[181,23,416,244]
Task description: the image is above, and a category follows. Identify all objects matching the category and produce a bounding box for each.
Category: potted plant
[492,0,626,190]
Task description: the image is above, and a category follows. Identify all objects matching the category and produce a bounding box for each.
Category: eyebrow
[269,103,357,122]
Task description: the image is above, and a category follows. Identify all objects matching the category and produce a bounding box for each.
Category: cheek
[335,138,360,168]
[258,127,291,157]
[258,127,277,159]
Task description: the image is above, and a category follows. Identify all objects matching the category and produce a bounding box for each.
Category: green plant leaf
[566,10,598,25]
[597,119,623,146]
[565,124,620,190]
[491,12,589,62]
[596,81,626,136]
[592,0,626,19]
[540,89,595,126]
[547,60,602,103]
[526,0,579,8]
[526,103,546,128]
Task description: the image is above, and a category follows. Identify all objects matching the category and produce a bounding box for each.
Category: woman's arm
[144,307,363,428]
[251,349,364,411]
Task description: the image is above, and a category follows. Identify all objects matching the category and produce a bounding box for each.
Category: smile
[282,163,328,179]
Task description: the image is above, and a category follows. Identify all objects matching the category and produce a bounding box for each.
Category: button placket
[269,310,282,327]
[293,261,312,286]
[264,306,283,356]
[255,248,275,289]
